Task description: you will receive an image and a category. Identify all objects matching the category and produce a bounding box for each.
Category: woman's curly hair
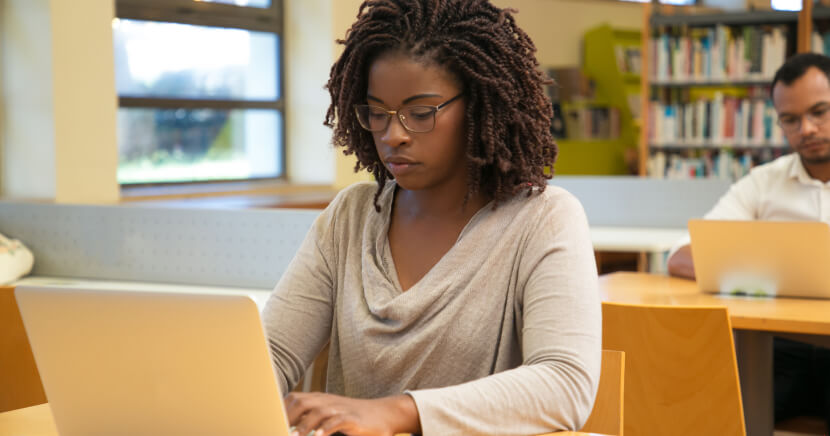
[325,0,556,209]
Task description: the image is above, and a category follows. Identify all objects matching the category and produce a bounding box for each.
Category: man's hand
[285,392,420,436]
[667,244,696,279]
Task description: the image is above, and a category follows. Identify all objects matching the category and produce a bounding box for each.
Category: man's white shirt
[670,153,830,257]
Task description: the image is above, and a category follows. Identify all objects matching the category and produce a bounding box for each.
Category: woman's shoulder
[330,181,383,207]
[511,183,586,219]
[320,181,393,225]
[309,182,390,247]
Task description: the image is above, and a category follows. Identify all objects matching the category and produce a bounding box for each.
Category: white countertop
[590,227,686,253]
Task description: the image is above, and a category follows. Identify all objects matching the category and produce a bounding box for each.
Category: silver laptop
[14,286,291,436]
[689,219,830,299]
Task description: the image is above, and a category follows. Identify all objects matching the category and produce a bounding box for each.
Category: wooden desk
[0,404,608,436]
[600,272,830,436]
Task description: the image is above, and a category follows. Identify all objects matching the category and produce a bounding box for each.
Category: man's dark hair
[771,53,830,99]
[324,0,556,210]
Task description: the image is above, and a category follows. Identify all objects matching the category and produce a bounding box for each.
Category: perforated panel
[0,202,320,289]
[551,177,731,228]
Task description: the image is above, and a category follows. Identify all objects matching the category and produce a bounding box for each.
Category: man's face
[773,67,830,165]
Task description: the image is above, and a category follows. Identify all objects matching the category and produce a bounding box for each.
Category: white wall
[0,0,4,194]
[1,0,119,204]
[2,0,58,200]
[284,0,335,185]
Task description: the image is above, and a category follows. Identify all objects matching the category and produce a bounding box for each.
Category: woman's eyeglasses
[354,93,463,133]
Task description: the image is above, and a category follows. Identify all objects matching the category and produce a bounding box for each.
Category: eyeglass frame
[777,103,830,133]
[353,92,464,134]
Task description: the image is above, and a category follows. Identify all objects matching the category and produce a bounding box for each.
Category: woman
[263,1,601,435]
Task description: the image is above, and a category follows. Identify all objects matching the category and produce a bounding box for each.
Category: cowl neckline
[359,182,498,331]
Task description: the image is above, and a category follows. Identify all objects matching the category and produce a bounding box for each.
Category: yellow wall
[51,0,119,204]
[332,0,374,189]
[331,0,643,188]
[498,0,643,67]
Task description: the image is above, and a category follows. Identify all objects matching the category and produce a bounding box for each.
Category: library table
[0,404,608,436]
[600,272,830,436]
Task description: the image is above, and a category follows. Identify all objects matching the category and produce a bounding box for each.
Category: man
[667,52,830,429]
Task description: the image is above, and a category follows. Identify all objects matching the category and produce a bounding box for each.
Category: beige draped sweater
[262,181,601,436]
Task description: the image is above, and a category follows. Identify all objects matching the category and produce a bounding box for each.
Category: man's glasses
[354,93,463,133]
[778,105,830,133]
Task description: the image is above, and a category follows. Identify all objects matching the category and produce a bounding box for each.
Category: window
[771,0,801,10]
[113,0,283,185]
[620,0,698,4]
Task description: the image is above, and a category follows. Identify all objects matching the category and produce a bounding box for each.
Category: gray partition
[551,176,732,228]
[0,177,731,287]
[0,202,320,289]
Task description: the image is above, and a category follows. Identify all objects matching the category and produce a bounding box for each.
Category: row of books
[649,91,784,147]
[647,148,787,180]
[650,24,789,83]
[811,31,830,58]
[560,105,621,141]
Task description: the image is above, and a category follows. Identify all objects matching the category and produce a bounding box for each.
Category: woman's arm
[262,207,338,395]
[406,192,602,435]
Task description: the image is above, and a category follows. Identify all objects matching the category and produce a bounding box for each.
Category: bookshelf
[639,1,819,180]
[554,24,641,176]
[813,3,830,55]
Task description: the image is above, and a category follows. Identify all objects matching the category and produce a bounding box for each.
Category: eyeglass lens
[355,105,437,133]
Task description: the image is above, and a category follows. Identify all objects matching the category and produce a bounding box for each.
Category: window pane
[117,108,283,184]
[196,0,271,7]
[771,0,800,10]
[113,19,279,100]
[620,0,695,3]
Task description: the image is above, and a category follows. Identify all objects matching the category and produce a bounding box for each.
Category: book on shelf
[648,147,788,180]
[811,31,830,57]
[651,24,788,84]
[544,67,622,141]
[563,105,621,141]
[648,89,784,148]
[614,45,642,75]
[627,94,642,119]
[551,102,567,139]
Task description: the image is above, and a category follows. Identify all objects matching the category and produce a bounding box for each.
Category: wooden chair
[0,286,47,412]
[601,302,745,436]
[581,349,625,436]
[294,342,330,393]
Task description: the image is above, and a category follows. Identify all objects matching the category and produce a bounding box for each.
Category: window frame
[114,0,286,187]
[617,0,699,4]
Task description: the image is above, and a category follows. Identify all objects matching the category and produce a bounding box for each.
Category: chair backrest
[581,349,625,436]
[602,302,745,436]
[0,286,46,412]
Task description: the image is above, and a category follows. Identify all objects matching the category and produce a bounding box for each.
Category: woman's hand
[285,392,421,436]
